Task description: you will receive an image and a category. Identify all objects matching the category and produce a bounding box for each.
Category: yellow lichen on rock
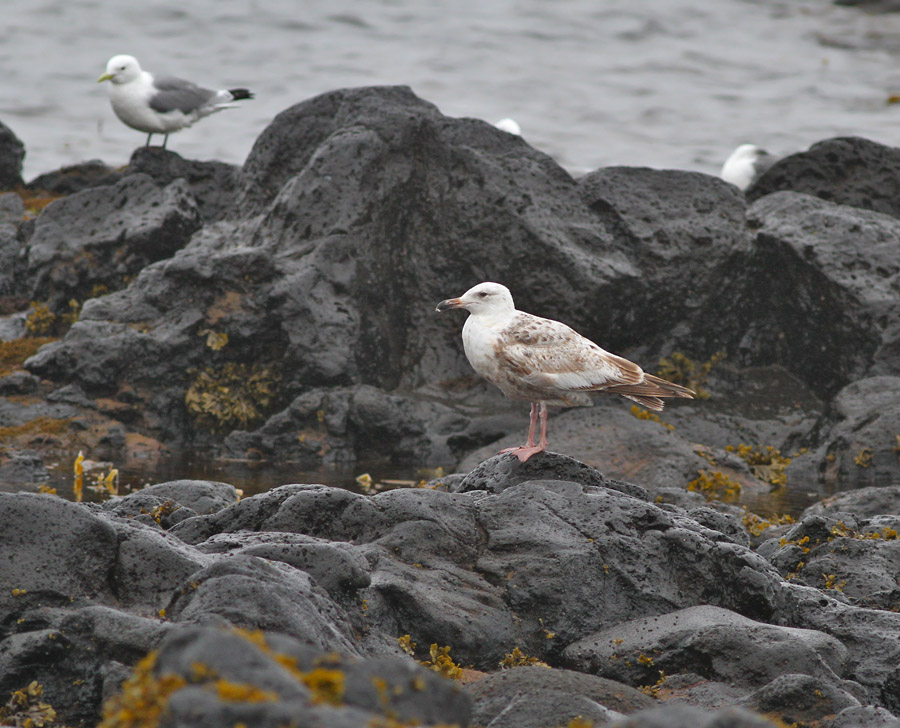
[0,336,57,376]
[25,302,56,335]
[656,351,724,399]
[0,680,57,728]
[687,470,741,501]
[630,405,674,431]
[99,651,187,728]
[298,669,345,706]
[184,363,280,433]
[0,417,70,444]
[212,679,277,704]
[726,444,791,486]
[422,644,463,680]
[741,508,794,537]
[499,646,549,669]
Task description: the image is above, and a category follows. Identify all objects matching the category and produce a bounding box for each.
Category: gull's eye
[478,292,489,298]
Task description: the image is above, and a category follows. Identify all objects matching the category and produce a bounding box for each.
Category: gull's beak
[97,72,114,83]
[435,297,465,312]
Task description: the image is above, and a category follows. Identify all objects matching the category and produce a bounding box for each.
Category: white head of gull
[97,54,254,148]
[436,282,694,462]
[494,118,522,135]
[720,143,776,191]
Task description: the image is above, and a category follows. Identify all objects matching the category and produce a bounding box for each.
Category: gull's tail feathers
[605,374,694,411]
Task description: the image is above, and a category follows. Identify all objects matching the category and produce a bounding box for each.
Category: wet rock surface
[3,92,900,726]
[2,462,900,725]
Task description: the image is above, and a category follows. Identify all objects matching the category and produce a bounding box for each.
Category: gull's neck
[469,304,518,328]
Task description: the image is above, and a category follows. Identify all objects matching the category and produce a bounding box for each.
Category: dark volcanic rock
[697,192,900,396]
[21,85,755,459]
[163,555,361,654]
[195,531,372,597]
[802,485,900,520]
[0,120,25,190]
[747,137,900,219]
[0,494,119,613]
[680,190,900,397]
[27,160,122,196]
[801,376,900,492]
[5,457,900,722]
[0,448,50,486]
[171,477,786,669]
[739,672,861,724]
[456,450,650,500]
[143,626,471,728]
[0,215,24,300]
[577,165,751,349]
[24,173,202,311]
[222,384,469,467]
[455,402,771,502]
[760,512,900,610]
[0,191,24,224]
[0,370,40,395]
[124,479,239,514]
[127,146,241,222]
[564,605,854,698]
[0,605,175,727]
[14,90,900,725]
[608,704,780,728]
[828,705,900,728]
[467,666,652,726]
[749,195,900,386]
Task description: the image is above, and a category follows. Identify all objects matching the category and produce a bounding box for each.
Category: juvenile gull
[436,282,694,462]
[97,55,254,148]
[720,143,776,191]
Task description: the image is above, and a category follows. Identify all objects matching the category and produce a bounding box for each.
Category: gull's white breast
[461,315,503,383]
[108,73,191,134]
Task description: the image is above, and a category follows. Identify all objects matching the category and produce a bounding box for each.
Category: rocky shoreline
[3,86,900,726]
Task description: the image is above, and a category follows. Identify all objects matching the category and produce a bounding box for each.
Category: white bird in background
[495,118,522,135]
[436,282,694,462]
[720,143,777,191]
[97,55,254,148]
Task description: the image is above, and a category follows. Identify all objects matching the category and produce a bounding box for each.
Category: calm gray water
[4,0,900,181]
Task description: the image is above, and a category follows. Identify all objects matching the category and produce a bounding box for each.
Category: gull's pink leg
[525,402,538,447]
[500,403,538,454]
[535,401,548,451]
[500,402,548,462]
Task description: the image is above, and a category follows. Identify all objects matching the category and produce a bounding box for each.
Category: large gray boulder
[466,666,652,727]
[747,136,900,219]
[564,605,856,698]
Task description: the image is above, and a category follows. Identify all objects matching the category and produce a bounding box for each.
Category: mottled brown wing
[500,313,643,391]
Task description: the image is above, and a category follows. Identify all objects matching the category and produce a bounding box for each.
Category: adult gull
[436,282,694,462]
[97,55,254,148]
